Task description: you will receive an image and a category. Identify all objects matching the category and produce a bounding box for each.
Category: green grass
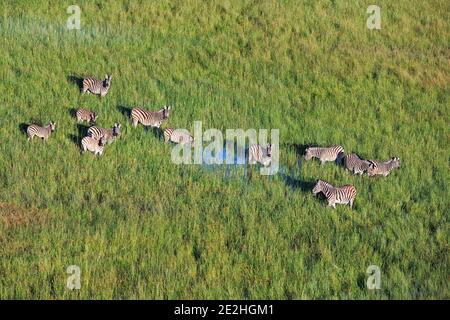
[0,0,449,299]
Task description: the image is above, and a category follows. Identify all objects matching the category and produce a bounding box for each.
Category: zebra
[344,153,372,175]
[27,122,56,141]
[81,136,106,156]
[367,157,401,177]
[248,144,272,167]
[131,106,171,128]
[312,180,357,209]
[82,74,112,97]
[76,108,98,124]
[87,123,121,144]
[304,145,344,165]
[163,128,194,145]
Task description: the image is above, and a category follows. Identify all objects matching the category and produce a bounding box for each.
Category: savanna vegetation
[0,0,448,299]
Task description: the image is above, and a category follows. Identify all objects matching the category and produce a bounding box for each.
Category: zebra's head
[113,123,121,137]
[89,113,98,124]
[312,180,324,195]
[162,106,171,119]
[49,122,56,131]
[103,74,112,88]
[304,148,313,160]
[390,156,401,168]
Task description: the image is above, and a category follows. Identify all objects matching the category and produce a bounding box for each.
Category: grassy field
[0,0,448,299]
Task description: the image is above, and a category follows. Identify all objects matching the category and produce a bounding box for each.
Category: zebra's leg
[349,199,354,209]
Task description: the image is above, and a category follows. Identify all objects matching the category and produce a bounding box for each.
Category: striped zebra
[82,74,112,97]
[312,180,357,209]
[345,153,371,175]
[76,108,98,124]
[164,128,194,145]
[367,157,400,177]
[304,145,344,165]
[87,123,121,144]
[131,106,171,128]
[81,136,106,156]
[27,122,56,141]
[248,144,272,167]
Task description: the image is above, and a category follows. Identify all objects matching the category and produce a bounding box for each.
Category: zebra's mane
[318,180,334,188]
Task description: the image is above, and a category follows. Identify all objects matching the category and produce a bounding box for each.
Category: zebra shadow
[68,134,80,147]
[18,123,29,135]
[68,124,90,148]
[284,143,312,159]
[69,108,78,119]
[67,75,84,92]
[117,105,131,119]
[76,124,90,137]
[147,126,164,140]
[280,173,316,193]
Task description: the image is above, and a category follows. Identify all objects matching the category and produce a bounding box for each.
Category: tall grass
[0,0,448,299]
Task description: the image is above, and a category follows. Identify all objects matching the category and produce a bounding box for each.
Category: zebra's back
[164,128,193,144]
[329,185,357,208]
[248,144,271,166]
[81,136,105,155]
[88,126,109,140]
[76,108,96,123]
[27,123,55,140]
[305,145,344,163]
[82,75,111,97]
[345,154,371,174]
[82,77,103,94]
[131,108,161,127]
[367,157,400,176]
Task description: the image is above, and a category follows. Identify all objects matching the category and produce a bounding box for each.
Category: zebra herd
[304,145,401,209]
[25,74,401,209]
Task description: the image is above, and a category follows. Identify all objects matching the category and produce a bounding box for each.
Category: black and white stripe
[131,106,171,128]
[27,122,56,141]
[304,145,344,165]
[76,108,97,124]
[82,74,112,97]
[163,128,194,144]
[248,144,272,167]
[367,157,400,177]
[87,123,121,144]
[344,154,371,175]
[312,180,357,209]
[81,136,106,156]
